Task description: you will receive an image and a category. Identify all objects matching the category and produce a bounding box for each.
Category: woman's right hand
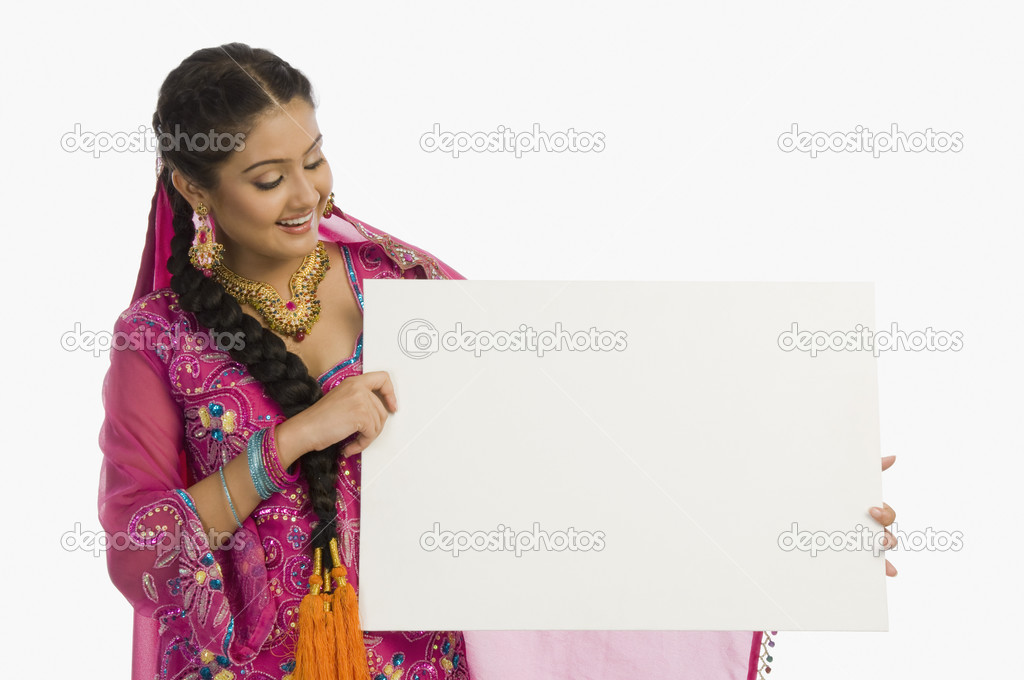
[276,370,398,465]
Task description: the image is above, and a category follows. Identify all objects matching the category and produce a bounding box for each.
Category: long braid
[154,43,341,553]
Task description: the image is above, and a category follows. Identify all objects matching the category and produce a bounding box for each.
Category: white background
[1,1,1019,677]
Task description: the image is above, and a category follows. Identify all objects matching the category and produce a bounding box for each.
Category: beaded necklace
[212,241,331,342]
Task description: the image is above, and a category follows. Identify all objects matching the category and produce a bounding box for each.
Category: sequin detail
[111,231,470,679]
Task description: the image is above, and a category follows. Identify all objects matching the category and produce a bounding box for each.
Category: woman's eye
[254,158,325,191]
[255,177,283,191]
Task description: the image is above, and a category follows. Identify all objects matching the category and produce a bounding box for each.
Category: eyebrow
[242,134,323,173]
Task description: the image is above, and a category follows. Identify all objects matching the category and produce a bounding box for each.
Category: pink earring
[188,202,224,277]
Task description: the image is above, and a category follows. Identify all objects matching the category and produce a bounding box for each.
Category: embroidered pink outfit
[99,208,472,679]
[98,185,776,679]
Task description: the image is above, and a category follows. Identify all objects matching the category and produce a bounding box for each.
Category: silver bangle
[219,466,243,529]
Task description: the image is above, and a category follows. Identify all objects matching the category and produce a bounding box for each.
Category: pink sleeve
[97,312,274,663]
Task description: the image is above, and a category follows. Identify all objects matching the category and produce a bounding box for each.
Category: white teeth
[277,211,313,226]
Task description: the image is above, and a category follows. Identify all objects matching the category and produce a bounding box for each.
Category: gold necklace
[212,241,331,342]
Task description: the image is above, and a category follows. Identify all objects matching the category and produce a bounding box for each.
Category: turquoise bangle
[247,428,281,500]
[219,466,243,529]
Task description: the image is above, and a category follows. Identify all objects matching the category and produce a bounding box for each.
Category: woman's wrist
[274,418,309,469]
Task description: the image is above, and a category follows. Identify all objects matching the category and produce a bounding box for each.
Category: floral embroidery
[198,401,237,442]
[178,545,224,627]
[373,652,407,680]
[286,524,308,550]
[195,648,234,680]
[114,230,471,679]
[438,632,461,675]
[185,398,246,469]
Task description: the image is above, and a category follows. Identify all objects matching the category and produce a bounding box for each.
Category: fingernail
[869,507,883,520]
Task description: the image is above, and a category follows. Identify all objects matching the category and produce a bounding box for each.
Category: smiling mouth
[276,210,314,226]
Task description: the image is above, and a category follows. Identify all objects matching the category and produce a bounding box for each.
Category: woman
[98,43,898,680]
[98,43,471,680]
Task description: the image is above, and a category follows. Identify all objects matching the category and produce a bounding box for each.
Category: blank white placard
[357,281,888,632]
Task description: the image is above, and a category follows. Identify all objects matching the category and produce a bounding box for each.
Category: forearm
[187,420,312,547]
[187,449,263,548]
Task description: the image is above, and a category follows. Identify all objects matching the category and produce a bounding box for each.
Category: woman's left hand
[869,454,898,577]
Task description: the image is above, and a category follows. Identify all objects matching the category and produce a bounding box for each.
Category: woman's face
[175,97,333,268]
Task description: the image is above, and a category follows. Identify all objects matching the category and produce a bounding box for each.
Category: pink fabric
[102,210,471,678]
[463,631,763,680]
[132,179,175,303]
[104,189,769,678]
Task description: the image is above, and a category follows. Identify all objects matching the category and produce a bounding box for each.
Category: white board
[357,281,888,632]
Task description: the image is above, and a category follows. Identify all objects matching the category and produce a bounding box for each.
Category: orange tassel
[293,550,338,680]
[293,541,370,680]
[331,565,370,679]
[329,538,371,680]
[322,569,339,679]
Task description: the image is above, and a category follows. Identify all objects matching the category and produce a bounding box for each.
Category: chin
[273,222,320,252]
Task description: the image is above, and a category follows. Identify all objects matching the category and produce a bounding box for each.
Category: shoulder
[320,210,466,281]
[116,288,191,333]
[113,288,206,367]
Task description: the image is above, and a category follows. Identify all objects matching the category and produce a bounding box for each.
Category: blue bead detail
[209,403,224,417]
[173,489,198,513]
[216,655,229,667]
[442,639,450,654]
[453,653,460,670]
[200,669,212,680]
[280,660,296,672]
[210,579,222,590]
[392,652,405,667]
[374,675,387,680]
[224,618,234,653]
[211,429,224,442]
[201,552,214,566]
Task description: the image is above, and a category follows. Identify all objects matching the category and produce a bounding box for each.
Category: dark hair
[153,43,340,555]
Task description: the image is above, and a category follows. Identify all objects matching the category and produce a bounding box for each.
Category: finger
[355,397,385,453]
[369,392,385,432]
[885,558,898,577]
[869,502,896,526]
[344,433,370,458]
[882,529,896,550]
[374,384,398,413]
[371,389,389,424]
[881,455,896,472]
[364,372,397,412]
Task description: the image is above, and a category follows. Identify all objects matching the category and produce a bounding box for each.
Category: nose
[290,174,320,214]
